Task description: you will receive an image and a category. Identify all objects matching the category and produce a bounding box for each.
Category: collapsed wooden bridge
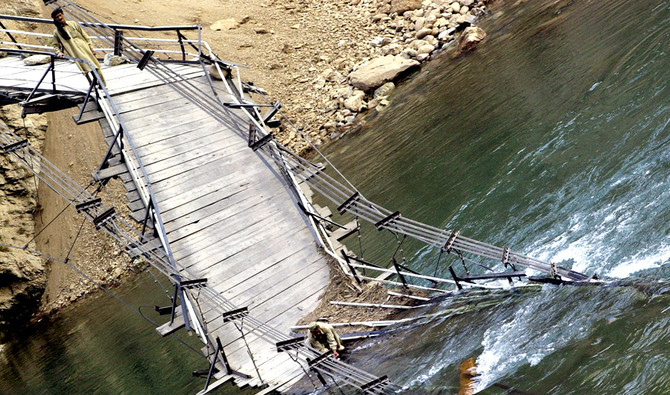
[0,2,597,394]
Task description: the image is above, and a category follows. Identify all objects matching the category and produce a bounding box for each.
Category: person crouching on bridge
[50,7,106,86]
[307,321,345,359]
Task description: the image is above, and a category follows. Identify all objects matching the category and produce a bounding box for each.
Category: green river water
[1,0,669,393]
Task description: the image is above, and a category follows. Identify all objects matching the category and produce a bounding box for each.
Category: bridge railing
[0,13,201,62]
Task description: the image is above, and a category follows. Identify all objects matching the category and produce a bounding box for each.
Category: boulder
[103,54,129,66]
[372,13,388,22]
[374,82,395,98]
[457,26,487,54]
[416,28,433,39]
[414,17,426,31]
[344,90,366,112]
[210,18,239,31]
[349,55,419,91]
[390,0,422,15]
[23,55,51,66]
[417,44,436,55]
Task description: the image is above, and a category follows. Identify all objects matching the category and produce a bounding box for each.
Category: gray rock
[416,28,433,39]
[414,17,426,31]
[209,65,228,80]
[374,82,395,98]
[457,26,487,54]
[417,44,436,55]
[23,55,51,66]
[349,55,419,91]
[210,18,239,31]
[103,54,129,66]
[402,48,418,58]
[390,0,422,15]
[438,28,456,40]
[344,90,366,112]
[372,13,388,22]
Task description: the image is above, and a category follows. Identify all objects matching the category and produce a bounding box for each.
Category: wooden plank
[123,110,223,144]
[177,225,314,281]
[160,181,253,224]
[168,189,295,247]
[250,265,330,323]
[116,97,195,123]
[171,203,285,261]
[198,230,316,290]
[165,184,285,240]
[114,88,188,113]
[176,211,302,271]
[147,149,264,202]
[133,126,239,167]
[206,241,317,292]
[223,254,325,305]
[107,69,205,96]
[132,140,249,186]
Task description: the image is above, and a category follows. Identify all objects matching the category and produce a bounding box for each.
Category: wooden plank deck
[104,64,329,389]
[0,53,331,390]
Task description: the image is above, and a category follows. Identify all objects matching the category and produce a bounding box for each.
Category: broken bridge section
[1,5,401,394]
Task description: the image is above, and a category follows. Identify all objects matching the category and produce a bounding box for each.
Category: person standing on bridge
[49,7,106,86]
[307,321,345,358]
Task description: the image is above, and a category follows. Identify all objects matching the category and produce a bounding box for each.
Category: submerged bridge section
[0,6,401,394]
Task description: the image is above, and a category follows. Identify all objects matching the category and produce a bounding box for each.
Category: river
[1,0,668,393]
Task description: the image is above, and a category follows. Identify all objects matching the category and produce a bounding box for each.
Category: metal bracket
[449,266,463,290]
[92,207,116,229]
[1,139,29,153]
[137,49,155,70]
[222,307,249,323]
[181,278,208,289]
[75,198,102,213]
[361,375,389,393]
[360,375,389,393]
[113,30,124,56]
[97,125,124,173]
[442,230,460,253]
[154,305,172,315]
[275,336,305,352]
[337,192,360,214]
[203,337,251,392]
[341,251,362,285]
[375,211,401,230]
[502,247,510,265]
[249,132,273,152]
[391,257,408,289]
[262,100,282,125]
[307,351,332,367]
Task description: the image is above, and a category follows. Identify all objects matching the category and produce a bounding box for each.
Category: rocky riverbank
[85,0,495,154]
[215,0,492,154]
[0,106,48,343]
[0,0,136,341]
